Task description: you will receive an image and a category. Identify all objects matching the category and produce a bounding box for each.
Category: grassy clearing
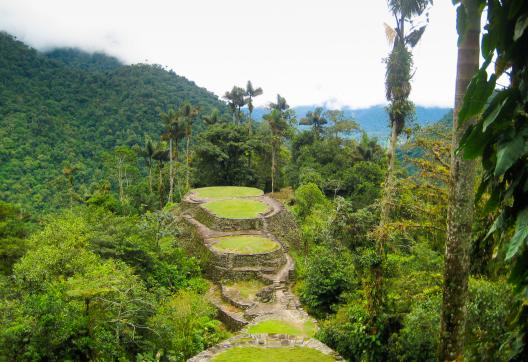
[211,346,334,362]
[247,319,317,337]
[203,199,269,219]
[212,235,279,254]
[192,186,263,199]
[226,280,266,300]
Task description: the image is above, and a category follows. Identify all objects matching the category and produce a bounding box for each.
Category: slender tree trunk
[169,138,174,203]
[380,123,398,226]
[271,143,276,193]
[437,2,480,360]
[186,133,191,190]
[158,166,164,209]
[148,161,153,193]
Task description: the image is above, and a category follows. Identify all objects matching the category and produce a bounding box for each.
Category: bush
[318,302,385,361]
[147,290,229,361]
[299,244,356,318]
[293,183,328,220]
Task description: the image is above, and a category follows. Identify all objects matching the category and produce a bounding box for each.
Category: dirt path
[182,190,342,361]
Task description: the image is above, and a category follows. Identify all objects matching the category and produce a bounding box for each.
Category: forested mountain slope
[0,32,226,210]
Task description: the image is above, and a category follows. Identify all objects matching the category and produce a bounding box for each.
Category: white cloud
[0,0,458,108]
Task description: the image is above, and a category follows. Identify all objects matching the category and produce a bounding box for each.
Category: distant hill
[253,105,452,139]
[0,32,226,210]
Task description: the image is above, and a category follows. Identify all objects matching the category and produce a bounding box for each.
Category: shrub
[299,244,356,318]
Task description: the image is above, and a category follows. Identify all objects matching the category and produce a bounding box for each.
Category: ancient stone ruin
[175,186,343,361]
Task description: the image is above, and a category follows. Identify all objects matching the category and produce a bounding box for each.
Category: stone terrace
[177,186,343,361]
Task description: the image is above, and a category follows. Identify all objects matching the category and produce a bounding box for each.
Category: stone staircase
[177,188,342,361]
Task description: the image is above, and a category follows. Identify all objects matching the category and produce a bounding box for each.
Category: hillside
[0,32,226,210]
[253,104,451,139]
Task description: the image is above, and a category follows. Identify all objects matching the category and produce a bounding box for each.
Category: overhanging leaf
[506,208,528,260]
[482,91,510,131]
[458,69,496,124]
[513,14,528,41]
[494,133,525,176]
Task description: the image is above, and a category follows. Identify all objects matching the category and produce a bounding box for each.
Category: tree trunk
[169,138,174,203]
[380,122,398,226]
[271,143,276,193]
[186,133,191,190]
[437,1,480,360]
[158,166,164,209]
[148,161,153,193]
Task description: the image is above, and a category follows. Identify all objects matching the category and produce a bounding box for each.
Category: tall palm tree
[179,101,199,190]
[263,108,288,193]
[134,138,155,193]
[245,80,263,135]
[438,1,481,360]
[370,0,433,326]
[269,94,289,112]
[152,146,170,209]
[203,108,220,126]
[299,107,328,138]
[381,0,432,225]
[223,86,246,125]
[160,108,183,203]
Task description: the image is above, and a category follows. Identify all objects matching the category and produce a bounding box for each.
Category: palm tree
[371,0,433,322]
[269,94,289,112]
[203,108,220,126]
[223,86,246,125]
[245,81,263,135]
[160,108,183,203]
[263,108,289,193]
[299,107,328,138]
[152,146,170,208]
[381,0,432,225]
[134,138,155,193]
[179,101,199,190]
[438,1,481,360]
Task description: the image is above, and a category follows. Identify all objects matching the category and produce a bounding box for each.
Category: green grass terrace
[247,319,317,338]
[192,186,263,199]
[211,235,280,254]
[211,346,335,362]
[202,199,270,219]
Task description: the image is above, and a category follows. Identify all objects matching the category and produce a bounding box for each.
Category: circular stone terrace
[181,186,342,361]
[211,235,280,254]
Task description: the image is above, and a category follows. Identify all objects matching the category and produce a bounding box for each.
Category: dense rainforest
[0,32,225,211]
[1,0,528,360]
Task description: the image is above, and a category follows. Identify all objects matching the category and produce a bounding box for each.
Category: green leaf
[494,133,525,176]
[514,14,528,41]
[509,0,524,20]
[482,92,510,131]
[459,123,486,159]
[485,211,505,240]
[506,209,528,260]
[458,69,496,124]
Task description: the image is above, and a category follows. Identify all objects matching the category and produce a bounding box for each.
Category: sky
[0,0,458,108]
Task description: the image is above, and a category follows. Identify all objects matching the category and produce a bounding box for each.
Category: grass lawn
[226,280,266,300]
[247,319,317,337]
[192,186,263,199]
[202,199,269,219]
[211,346,335,362]
[212,235,279,254]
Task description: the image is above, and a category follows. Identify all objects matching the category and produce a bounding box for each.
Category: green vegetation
[211,346,335,362]
[1,2,527,360]
[193,186,263,199]
[248,319,316,337]
[212,235,279,254]
[0,32,225,211]
[202,199,270,219]
[226,279,266,300]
